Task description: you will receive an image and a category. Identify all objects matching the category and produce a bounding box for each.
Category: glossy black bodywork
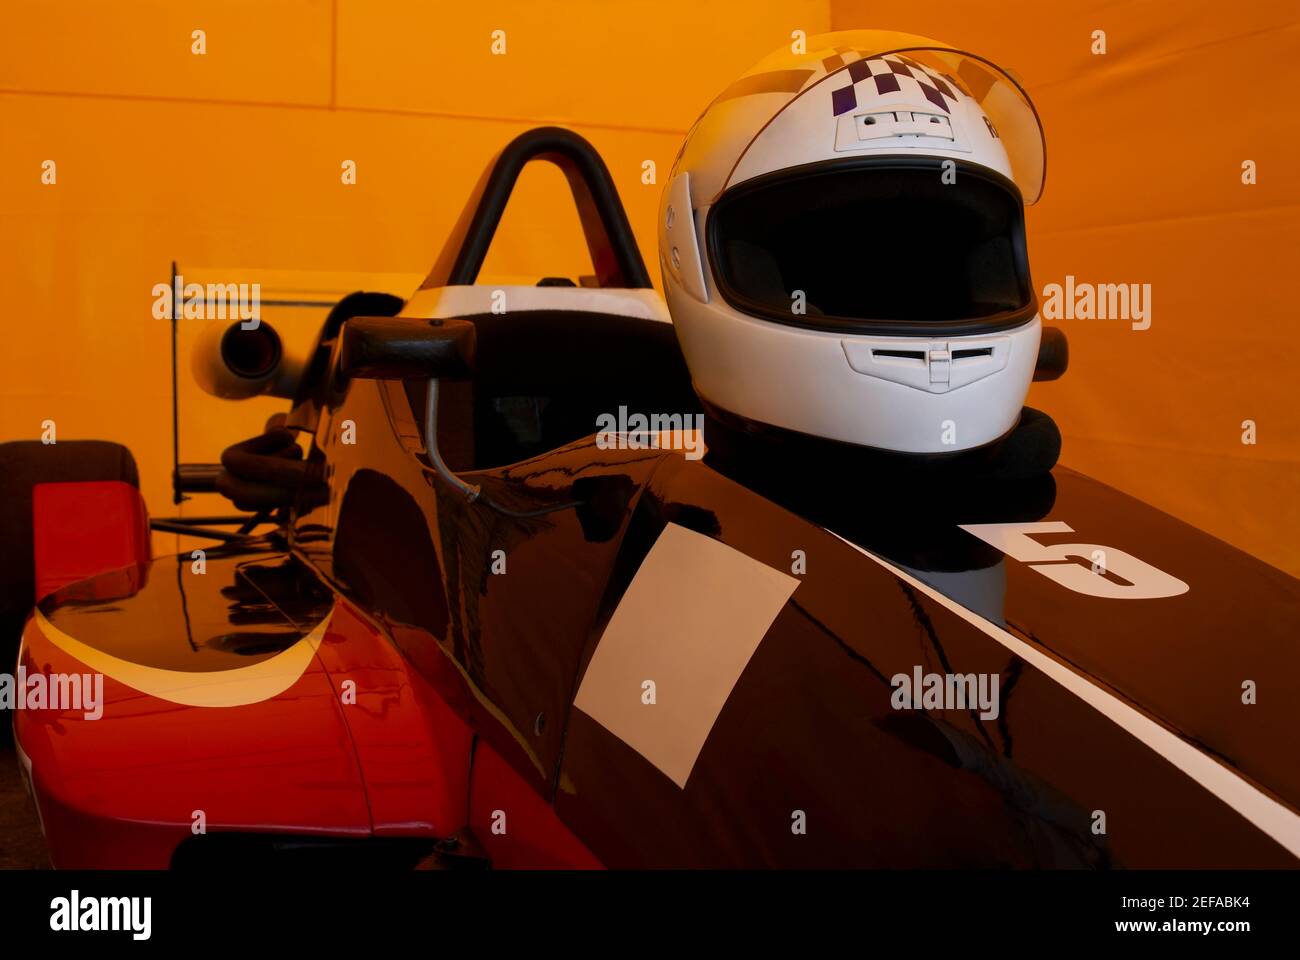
[40,550,332,670]
[267,321,1300,867]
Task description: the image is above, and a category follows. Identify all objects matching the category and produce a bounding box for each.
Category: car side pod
[338,315,477,382]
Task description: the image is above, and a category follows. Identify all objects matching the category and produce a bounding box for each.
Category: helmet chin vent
[869,346,995,362]
[846,335,1020,393]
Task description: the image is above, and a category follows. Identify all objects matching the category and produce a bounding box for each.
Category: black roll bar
[422,126,652,290]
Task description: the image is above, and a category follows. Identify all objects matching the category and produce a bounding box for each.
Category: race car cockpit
[389,127,699,472]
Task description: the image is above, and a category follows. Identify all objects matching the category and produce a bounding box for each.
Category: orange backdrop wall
[2,0,1297,575]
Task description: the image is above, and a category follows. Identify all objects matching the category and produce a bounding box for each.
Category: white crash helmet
[660,30,1048,454]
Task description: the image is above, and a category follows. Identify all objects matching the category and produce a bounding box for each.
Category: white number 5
[958,521,1189,599]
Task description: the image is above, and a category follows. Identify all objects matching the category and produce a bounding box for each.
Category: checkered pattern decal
[829,54,964,116]
[712,46,986,117]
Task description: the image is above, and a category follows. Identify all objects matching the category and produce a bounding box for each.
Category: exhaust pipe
[192,320,304,400]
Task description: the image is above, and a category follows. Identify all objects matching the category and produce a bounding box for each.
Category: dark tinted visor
[708,159,1034,336]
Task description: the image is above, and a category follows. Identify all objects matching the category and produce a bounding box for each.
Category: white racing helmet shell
[660,30,1048,454]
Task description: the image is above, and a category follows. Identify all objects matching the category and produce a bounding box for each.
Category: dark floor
[0,742,50,869]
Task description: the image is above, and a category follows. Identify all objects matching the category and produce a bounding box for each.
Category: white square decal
[574,522,799,787]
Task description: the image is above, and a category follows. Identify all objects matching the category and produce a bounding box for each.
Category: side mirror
[339,316,476,381]
[338,314,483,504]
[1034,326,1068,382]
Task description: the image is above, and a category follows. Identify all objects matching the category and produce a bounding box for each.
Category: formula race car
[4,124,1298,869]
